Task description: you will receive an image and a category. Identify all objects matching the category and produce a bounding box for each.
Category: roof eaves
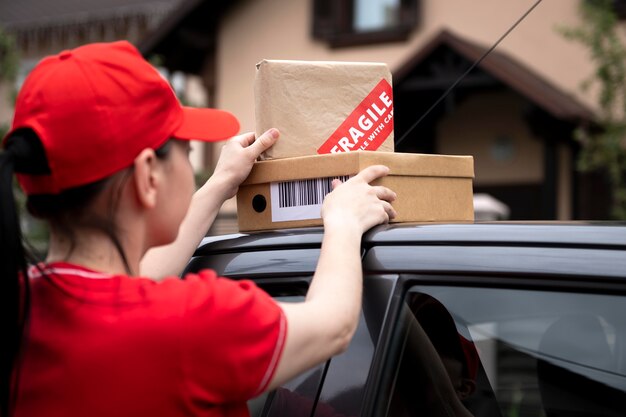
[138,0,205,56]
[2,3,174,30]
[395,29,596,122]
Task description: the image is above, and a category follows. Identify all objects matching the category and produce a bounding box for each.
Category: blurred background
[2,0,626,236]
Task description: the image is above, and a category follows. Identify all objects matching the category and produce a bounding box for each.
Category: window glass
[314,309,376,417]
[354,0,401,32]
[248,294,327,417]
[387,286,626,417]
[312,0,416,47]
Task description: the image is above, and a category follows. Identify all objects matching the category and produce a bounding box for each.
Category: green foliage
[0,27,18,139]
[0,27,18,82]
[0,28,48,253]
[560,0,626,219]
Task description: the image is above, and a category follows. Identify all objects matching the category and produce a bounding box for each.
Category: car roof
[195,222,626,254]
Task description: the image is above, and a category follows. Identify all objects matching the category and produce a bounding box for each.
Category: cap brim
[174,107,240,142]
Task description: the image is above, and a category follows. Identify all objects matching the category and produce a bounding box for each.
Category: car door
[362,242,626,417]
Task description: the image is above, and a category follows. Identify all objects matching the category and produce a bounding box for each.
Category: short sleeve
[180,270,286,405]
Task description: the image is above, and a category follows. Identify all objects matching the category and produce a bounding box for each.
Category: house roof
[138,0,235,74]
[395,30,595,122]
[0,0,177,29]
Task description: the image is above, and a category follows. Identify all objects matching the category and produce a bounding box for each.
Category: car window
[313,309,376,417]
[386,286,626,417]
[248,294,328,417]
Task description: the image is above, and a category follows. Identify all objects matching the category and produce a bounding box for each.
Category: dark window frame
[615,0,626,18]
[311,0,419,48]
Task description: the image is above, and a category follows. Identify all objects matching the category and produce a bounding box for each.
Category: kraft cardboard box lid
[242,151,474,185]
[255,59,395,160]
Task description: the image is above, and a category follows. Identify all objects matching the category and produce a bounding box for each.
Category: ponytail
[0,141,29,417]
[0,129,47,417]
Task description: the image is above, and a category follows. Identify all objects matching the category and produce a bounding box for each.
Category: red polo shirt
[15,263,286,417]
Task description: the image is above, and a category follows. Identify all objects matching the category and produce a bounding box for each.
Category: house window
[312,0,418,47]
[354,0,401,32]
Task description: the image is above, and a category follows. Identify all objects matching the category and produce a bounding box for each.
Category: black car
[185,222,626,417]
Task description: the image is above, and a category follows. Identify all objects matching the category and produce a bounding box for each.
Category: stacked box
[237,151,474,232]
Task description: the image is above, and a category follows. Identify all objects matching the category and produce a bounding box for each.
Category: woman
[0,41,396,417]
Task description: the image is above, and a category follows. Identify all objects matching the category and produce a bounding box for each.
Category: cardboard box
[237,151,474,232]
[255,60,395,160]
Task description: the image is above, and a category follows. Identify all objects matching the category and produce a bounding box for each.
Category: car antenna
[394,0,544,149]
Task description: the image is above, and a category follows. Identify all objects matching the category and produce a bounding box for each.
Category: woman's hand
[209,128,280,200]
[321,165,397,235]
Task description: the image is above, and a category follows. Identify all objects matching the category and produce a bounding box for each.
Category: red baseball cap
[4,41,240,195]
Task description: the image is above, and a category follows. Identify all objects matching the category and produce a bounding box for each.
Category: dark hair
[0,129,173,417]
[0,129,43,417]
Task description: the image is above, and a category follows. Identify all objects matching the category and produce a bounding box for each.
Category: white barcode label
[270,176,351,222]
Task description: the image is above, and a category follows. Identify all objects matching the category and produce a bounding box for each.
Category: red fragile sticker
[317,78,394,154]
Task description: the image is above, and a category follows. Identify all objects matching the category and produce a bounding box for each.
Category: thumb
[248,128,280,157]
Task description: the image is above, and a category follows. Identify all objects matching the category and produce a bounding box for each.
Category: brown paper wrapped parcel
[255,59,395,160]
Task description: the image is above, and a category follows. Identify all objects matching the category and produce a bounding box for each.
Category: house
[142,0,621,231]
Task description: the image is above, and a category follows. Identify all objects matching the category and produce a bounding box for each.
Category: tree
[0,27,18,138]
[0,29,48,252]
[560,0,626,219]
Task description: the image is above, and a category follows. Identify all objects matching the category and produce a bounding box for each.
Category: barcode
[278,176,350,208]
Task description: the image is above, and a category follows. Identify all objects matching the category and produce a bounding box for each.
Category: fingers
[356,165,390,184]
[365,192,396,225]
[382,201,397,220]
[232,132,256,147]
[333,167,396,205]
[372,185,397,203]
[377,186,398,222]
[230,128,279,149]
[248,128,280,157]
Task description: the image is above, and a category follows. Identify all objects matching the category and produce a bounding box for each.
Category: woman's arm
[268,165,397,390]
[140,129,280,279]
